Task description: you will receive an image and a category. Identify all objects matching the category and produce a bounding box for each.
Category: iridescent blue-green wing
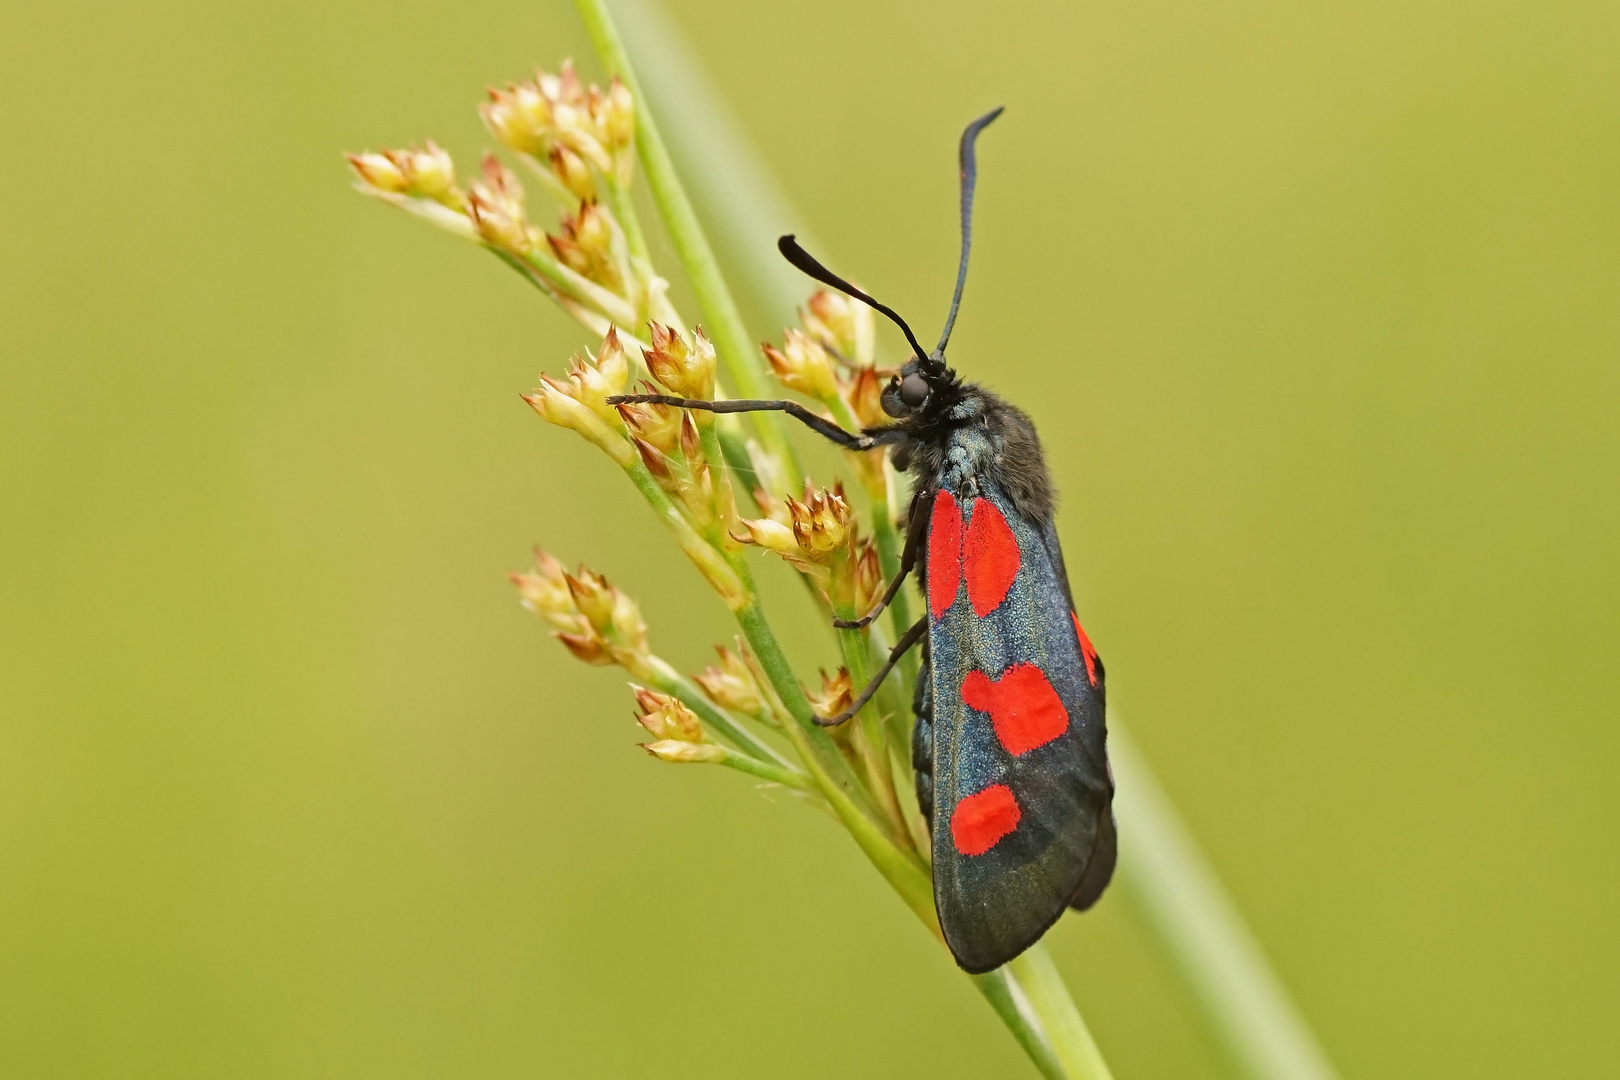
[922,481,1114,973]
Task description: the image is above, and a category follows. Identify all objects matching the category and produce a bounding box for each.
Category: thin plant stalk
[1108,721,1340,1080]
[608,7,1343,1078]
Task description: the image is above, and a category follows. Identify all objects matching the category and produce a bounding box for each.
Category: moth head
[881,356,952,418]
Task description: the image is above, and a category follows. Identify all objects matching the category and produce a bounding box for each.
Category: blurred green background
[3,0,1617,1075]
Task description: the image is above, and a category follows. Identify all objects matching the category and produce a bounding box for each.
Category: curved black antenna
[935,106,1004,356]
[777,235,933,364]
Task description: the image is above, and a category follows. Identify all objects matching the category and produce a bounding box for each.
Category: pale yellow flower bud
[764,328,840,401]
[616,385,683,454]
[807,668,854,719]
[788,485,852,556]
[643,324,717,399]
[550,144,595,200]
[346,151,408,193]
[732,516,797,554]
[845,367,888,429]
[522,379,633,466]
[693,641,765,719]
[643,740,726,764]
[509,547,588,634]
[468,154,537,255]
[596,78,636,151]
[853,541,884,616]
[631,686,704,742]
[389,140,458,205]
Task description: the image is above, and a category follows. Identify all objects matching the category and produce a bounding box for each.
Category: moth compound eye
[899,372,931,408]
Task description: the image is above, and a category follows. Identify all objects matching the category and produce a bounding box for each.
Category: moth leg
[814,616,928,727]
[605,393,899,452]
[911,647,935,827]
[832,497,927,629]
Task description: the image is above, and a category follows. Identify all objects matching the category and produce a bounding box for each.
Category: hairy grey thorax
[900,383,1056,527]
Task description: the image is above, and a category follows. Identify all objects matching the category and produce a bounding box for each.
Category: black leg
[815,616,928,727]
[606,393,901,452]
[832,496,928,629]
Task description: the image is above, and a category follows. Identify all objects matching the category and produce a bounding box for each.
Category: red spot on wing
[963,499,1020,616]
[950,783,1022,856]
[961,663,1069,756]
[927,490,963,619]
[1071,612,1099,689]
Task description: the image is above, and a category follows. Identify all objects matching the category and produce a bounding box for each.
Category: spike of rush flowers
[523,328,633,464]
[481,61,636,188]
[509,548,649,671]
[734,482,873,602]
[803,288,875,367]
[763,328,839,401]
[347,141,463,206]
[807,667,855,719]
[467,153,539,256]
[634,687,727,765]
[644,322,717,399]
[548,201,623,292]
[693,640,766,719]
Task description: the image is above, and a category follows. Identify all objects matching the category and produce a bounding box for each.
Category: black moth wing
[926,478,1114,974]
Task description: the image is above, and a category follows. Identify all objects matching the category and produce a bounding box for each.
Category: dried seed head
[631,685,704,742]
[693,640,766,718]
[643,323,717,399]
[763,328,839,401]
[807,668,854,718]
[468,153,537,255]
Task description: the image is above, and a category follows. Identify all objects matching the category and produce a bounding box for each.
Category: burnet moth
[609,108,1115,973]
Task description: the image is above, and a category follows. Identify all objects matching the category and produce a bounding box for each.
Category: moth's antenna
[778,235,933,364]
[934,106,1004,356]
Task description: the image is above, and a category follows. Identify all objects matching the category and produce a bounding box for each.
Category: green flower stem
[1008,945,1116,1080]
[501,245,640,329]
[714,745,819,793]
[970,969,1066,1080]
[644,658,795,772]
[573,0,803,482]
[822,393,917,660]
[600,177,651,267]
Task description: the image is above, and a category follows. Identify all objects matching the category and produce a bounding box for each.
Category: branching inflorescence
[350,44,1110,1080]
